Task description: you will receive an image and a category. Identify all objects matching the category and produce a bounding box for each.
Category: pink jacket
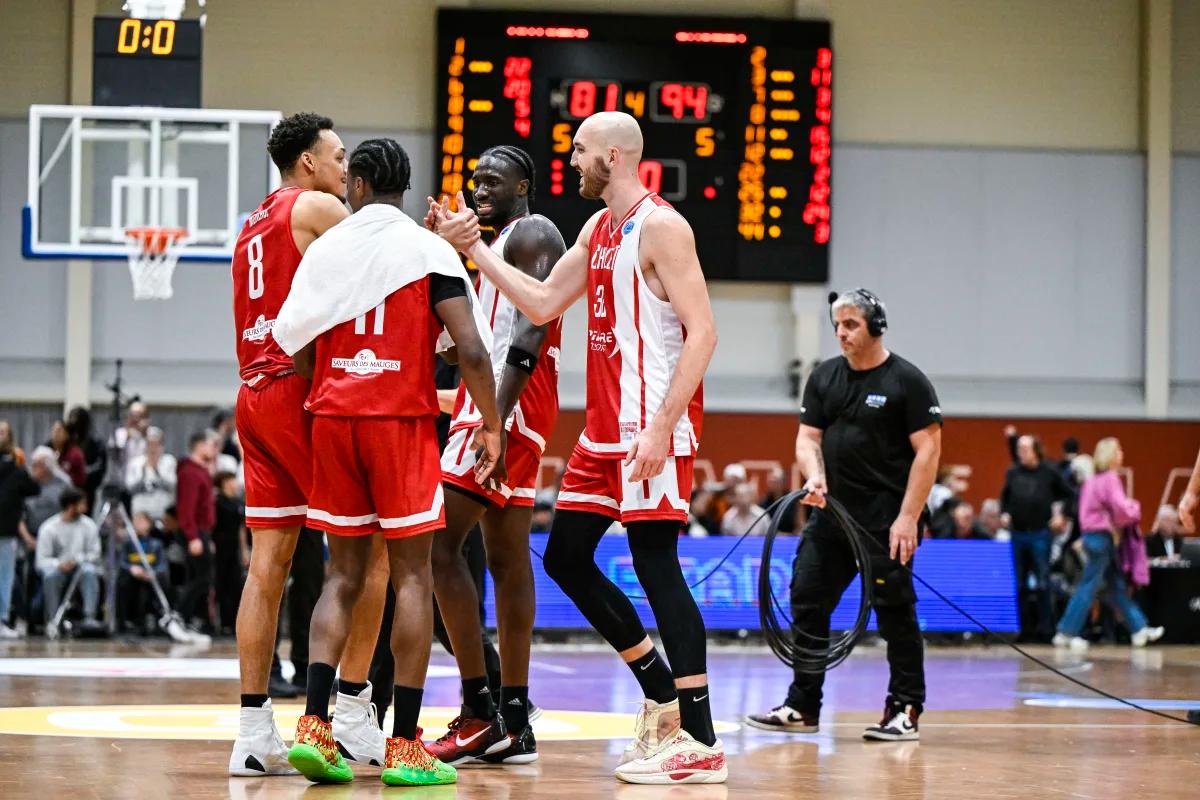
[1077,471,1140,533]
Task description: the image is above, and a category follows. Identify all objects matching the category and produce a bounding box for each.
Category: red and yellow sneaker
[287,714,353,783]
[381,736,457,786]
[424,714,508,765]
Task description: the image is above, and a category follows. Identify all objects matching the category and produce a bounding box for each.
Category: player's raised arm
[625,211,717,481]
[438,193,593,325]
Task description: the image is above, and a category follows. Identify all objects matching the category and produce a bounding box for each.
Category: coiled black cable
[757,490,1200,727]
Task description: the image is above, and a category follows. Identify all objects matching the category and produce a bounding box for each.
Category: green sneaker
[381,736,457,786]
[288,714,354,784]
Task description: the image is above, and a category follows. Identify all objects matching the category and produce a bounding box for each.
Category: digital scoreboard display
[436,10,832,282]
[93,17,203,107]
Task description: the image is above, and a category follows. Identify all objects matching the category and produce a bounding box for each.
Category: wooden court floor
[0,639,1197,799]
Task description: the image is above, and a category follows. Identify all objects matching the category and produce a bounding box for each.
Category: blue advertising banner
[484,535,1019,633]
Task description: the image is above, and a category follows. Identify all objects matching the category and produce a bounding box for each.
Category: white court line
[808,722,1191,729]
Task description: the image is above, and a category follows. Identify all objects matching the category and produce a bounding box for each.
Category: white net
[124,227,188,300]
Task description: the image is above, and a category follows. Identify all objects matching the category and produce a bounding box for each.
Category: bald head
[578,112,644,159]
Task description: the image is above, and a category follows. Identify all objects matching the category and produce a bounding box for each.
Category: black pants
[284,527,324,677]
[179,533,214,626]
[117,572,158,629]
[368,525,499,723]
[212,527,244,631]
[785,522,925,713]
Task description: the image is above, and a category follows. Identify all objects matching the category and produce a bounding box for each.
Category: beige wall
[1174,0,1200,152]
[0,1,1171,148]
[0,0,70,117]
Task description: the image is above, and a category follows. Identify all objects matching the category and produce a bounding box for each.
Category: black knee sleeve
[628,521,707,677]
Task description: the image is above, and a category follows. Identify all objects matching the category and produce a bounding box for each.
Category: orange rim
[124,227,189,256]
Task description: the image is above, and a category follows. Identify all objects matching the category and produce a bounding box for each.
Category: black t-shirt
[801,353,942,532]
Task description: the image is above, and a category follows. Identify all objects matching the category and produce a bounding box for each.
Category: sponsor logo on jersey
[619,421,639,442]
[623,220,636,235]
[241,315,274,342]
[331,349,402,377]
[246,208,269,227]
[590,244,618,271]
[588,330,615,353]
[865,393,888,408]
[546,345,561,372]
[929,405,942,415]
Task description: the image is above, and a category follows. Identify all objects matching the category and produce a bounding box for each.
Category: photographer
[747,289,941,742]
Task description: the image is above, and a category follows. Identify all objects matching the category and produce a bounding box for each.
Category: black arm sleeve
[428,273,468,308]
[903,367,943,434]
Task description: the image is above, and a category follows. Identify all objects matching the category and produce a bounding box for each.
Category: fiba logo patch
[331,349,401,378]
[865,394,888,409]
[623,220,636,235]
[241,315,274,342]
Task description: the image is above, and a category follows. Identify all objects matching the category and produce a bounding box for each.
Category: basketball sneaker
[228,699,298,776]
[619,697,681,766]
[1130,626,1165,647]
[381,736,457,786]
[862,701,920,742]
[332,681,386,766]
[745,704,819,733]
[288,714,354,783]
[424,712,508,765]
[479,724,539,764]
[614,730,727,785]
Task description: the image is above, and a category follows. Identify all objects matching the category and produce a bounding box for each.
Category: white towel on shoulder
[272,202,491,356]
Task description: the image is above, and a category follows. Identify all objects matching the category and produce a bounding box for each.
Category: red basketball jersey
[232,186,306,387]
[581,192,703,459]
[448,217,562,453]
[305,277,442,418]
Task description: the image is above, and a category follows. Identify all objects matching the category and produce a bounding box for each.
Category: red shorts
[236,374,312,529]
[556,443,693,523]
[307,416,445,539]
[441,426,541,509]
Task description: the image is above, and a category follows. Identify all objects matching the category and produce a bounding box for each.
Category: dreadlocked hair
[480,145,536,203]
[348,138,411,195]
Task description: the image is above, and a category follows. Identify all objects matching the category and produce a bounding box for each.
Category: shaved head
[571,112,646,200]
[577,112,644,160]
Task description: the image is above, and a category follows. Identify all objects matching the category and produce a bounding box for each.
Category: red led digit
[638,160,663,194]
[569,81,596,118]
[660,83,684,119]
[684,84,708,119]
[604,82,619,112]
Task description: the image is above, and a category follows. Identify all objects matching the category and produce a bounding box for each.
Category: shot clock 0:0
[115,18,177,55]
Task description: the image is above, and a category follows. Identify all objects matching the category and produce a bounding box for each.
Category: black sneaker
[479,724,538,764]
[1188,709,1200,725]
[745,704,819,733]
[527,699,542,723]
[863,701,920,741]
[268,673,301,699]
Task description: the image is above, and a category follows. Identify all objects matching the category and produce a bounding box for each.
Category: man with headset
[746,288,942,741]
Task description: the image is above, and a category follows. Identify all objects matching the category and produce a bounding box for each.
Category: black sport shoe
[745,704,819,733]
[863,701,920,741]
[1188,709,1200,725]
[480,724,538,764]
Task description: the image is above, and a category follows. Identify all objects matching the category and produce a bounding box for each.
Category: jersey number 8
[246,233,265,299]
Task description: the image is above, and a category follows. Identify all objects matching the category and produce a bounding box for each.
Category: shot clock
[93,17,203,107]
[437,10,832,282]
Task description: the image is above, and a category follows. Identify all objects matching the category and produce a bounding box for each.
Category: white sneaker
[332,681,386,766]
[228,699,299,776]
[863,703,920,742]
[1052,633,1071,648]
[1131,626,1164,647]
[615,730,727,785]
[619,697,680,766]
[0,622,21,640]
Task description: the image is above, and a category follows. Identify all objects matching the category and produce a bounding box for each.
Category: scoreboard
[435,10,832,283]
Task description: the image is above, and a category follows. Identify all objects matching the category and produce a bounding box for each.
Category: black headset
[827,288,888,337]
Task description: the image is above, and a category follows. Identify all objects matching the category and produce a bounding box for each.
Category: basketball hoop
[124,226,189,300]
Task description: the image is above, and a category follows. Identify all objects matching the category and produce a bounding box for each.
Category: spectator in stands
[1002,433,1073,642]
[124,427,177,522]
[0,420,25,467]
[36,486,102,630]
[687,488,717,537]
[159,505,188,600]
[176,432,216,630]
[1053,438,1162,651]
[760,465,800,534]
[66,406,106,509]
[978,499,1010,541]
[48,420,86,489]
[211,409,242,464]
[113,401,150,468]
[21,447,71,548]
[1146,505,1184,560]
[721,482,767,536]
[947,502,989,540]
[0,446,38,637]
[116,511,170,633]
[212,470,246,635]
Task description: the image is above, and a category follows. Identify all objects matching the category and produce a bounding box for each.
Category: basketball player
[274,138,503,787]
[434,112,724,784]
[421,146,565,766]
[229,112,391,776]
